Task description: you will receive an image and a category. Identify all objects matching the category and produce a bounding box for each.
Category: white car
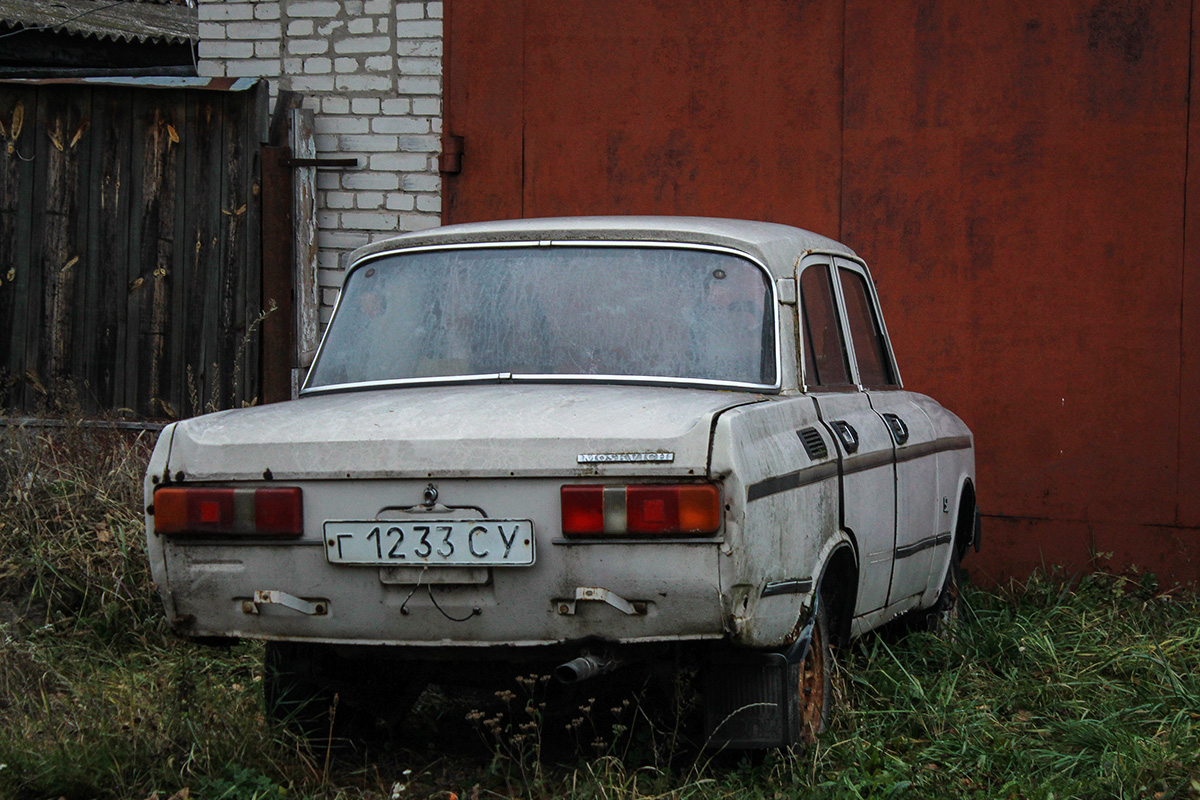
[144,216,978,748]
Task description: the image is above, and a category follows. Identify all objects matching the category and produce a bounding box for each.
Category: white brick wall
[196,0,443,325]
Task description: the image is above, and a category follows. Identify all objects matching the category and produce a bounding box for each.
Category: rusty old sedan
[144,216,978,748]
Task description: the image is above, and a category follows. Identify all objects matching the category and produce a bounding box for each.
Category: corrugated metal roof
[0,0,198,45]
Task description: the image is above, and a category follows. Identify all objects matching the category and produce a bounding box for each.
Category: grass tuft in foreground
[1,421,1198,799]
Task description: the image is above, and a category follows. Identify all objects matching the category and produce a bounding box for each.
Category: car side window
[838,266,897,388]
[799,264,852,388]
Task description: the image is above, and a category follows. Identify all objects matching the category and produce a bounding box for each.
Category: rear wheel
[796,600,833,744]
[910,547,963,634]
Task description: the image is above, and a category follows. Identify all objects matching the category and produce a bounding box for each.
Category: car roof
[347,216,859,279]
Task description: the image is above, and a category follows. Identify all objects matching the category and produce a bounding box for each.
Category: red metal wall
[443,0,1200,585]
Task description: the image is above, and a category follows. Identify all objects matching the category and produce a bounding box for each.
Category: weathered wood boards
[0,80,266,418]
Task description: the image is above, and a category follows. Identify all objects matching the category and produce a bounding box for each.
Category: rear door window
[799,263,852,388]
[837,265,898,389]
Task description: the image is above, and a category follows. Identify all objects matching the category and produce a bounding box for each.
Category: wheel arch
[815,539,858,650]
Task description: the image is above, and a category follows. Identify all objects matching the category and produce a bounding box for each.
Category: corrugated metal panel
[0,0,197,45]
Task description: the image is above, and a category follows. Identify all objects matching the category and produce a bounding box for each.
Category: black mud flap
[703,628,816,749]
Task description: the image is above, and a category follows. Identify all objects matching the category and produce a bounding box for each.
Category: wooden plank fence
[0,79,267,419]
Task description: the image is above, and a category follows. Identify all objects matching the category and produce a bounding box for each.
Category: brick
[379,99,410,116]
[324,192,354,210]
[282,56,302,73]
[226,20,280,39]
[319,305,333,325]
[415,194,440,213]
[342,172,401,191]
[430,117,442,133]
[426,2,443,19]
[333,36,391,54]
[197,61,226,77]
[287,39,328,54]
[368,152,428,171]
[321,96,350,114]
[198,22,225,39]
[198,40,254,58]
[255,3,281,20]
[334,57,360,72]
[376,18,389,34]
[411,97,440,115]
[347,18,374,34]
[342,212,399,231]
[289,1,341,17]
[363,0,390,13]
[395,2,424,20]
[397,213,441,231]
[397,134,440,152]
[364,55,392,72]
[334,74,393,92]
[355,192,385,209]
[304,57,332,73]
[371,116,428,133]
[344,0,363,13]
[395,76,440,95]
[321,286,340,306]
[351,97,381,114]
[316,171,341,190]
[402,173,440,192]
[396,39,442,57]
[227,60,280,77]
[317,116,369,134]
[255,41,281,58]
[286,19,314,36]
[288,75,335,91]
[199,4,253,22]
[385,193,416,211]
[394,20,441,38]
[300,95,320,111]
[317,210,340,229]
[397,56,440,75]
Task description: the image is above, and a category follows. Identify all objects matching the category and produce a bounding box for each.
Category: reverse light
[153,486,303,536]
[561,484,721,537]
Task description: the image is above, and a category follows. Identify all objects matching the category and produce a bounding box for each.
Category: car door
[832,258,942,604]
[798,257,896,616]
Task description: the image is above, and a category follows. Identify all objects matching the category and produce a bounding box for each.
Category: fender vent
[798,427,828,460]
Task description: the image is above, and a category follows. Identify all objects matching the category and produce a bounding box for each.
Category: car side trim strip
[747,434,972,502]
[746,462,839,501]
[895,531,953,560]
[894,435,974,464]
[762,578,814,597]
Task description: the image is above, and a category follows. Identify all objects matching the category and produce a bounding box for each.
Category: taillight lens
[153,486,303,536]
[561,484,721,537]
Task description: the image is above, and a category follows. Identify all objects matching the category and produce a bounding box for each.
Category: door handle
[830,420,859,453]
[882,413,909,445]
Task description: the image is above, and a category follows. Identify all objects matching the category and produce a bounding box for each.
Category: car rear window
[305,244,777,391]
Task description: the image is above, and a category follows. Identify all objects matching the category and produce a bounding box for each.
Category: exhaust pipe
[555,653,619,684]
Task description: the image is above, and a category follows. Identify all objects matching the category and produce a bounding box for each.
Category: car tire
[796,599,834,744]
[911,547,963,635]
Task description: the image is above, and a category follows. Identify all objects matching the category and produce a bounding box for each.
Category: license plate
[323,520,535,566]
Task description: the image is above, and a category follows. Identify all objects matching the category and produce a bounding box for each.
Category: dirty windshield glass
[305,245,777,390]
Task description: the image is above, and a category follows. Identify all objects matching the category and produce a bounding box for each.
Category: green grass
[1,421,1198,799]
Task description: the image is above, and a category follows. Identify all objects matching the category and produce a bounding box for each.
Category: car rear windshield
[304,244,778,392]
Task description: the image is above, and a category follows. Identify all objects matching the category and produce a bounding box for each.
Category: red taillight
[153,486,303,536]
[561,484,720,537]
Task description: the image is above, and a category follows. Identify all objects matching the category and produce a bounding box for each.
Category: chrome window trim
[300,239,783,395]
